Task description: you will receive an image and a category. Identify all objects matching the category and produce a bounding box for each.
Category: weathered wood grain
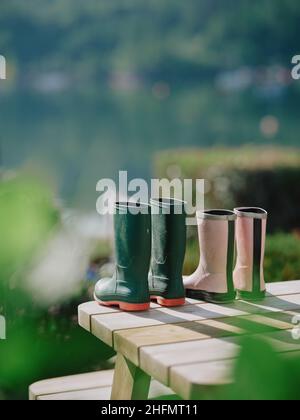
[29,370,114,400]
[114,309,299,365]
[31,369,174,400]
[78,281,300,333]
[170,347,300,399]
[87,293,300,346]
[76,281,300,400]
[140,328,300,386]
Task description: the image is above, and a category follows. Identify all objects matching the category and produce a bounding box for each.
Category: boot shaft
[197,210,236,280]
[149,198,186,299]
[234,207,267,297]
[114,202,151,283]
[94,201,151,309]
[198,210,236,294]
[184,209,236,303]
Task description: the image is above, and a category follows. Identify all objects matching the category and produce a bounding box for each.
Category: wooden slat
[235,293,300,314]
[114,319,243,365]
[78,301,170,332]
[30,369,174,400]
[139,329,300,386]
[170,360,234,400]
[170,349,300,400]
[141,338,238,385]
[36,381,174,401]
[90,303,248,346]
[78,302,121,332]
[29,370,114,400]
[38,387,112,400]
[114,309,299,365]
[89,294,300,346]
[78,299,202,332]
[267,280,300,296]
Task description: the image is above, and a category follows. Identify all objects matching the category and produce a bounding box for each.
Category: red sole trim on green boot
[151,296,185,307]
[97,299,150,312]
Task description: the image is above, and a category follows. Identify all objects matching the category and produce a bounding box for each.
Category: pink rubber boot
[184,210,237,304]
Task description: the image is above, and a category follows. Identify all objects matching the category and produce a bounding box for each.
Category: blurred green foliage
[155,146,300,232]
[223,337,300,400]
[0,0,299,80]
[265,234,300,283]
[0,175,58,280]
[0,175,114,400]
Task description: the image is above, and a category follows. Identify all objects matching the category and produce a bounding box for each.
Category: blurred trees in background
[0,0,299,84]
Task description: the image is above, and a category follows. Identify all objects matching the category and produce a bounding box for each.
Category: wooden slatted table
[78,280,300,400]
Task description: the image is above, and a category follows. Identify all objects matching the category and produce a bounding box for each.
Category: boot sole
[237,290,266,302]
[186,289,236,304]
[150,296,186,307]
[94,296,150,312]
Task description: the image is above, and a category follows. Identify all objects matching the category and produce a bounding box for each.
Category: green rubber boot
[149,198,186,307]
[94,202,151,312]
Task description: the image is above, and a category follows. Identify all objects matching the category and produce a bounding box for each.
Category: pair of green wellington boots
[94,199,186,311]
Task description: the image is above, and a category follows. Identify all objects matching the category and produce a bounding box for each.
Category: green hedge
[154,146,300,233]
[184,233,300,283]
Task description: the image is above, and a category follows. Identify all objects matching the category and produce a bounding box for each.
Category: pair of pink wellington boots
[184,207,267,303]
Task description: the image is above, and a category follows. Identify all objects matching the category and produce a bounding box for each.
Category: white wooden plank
[38,387,112,400]
[140,338,238,385]
[78,301,161,332]
[32,369,173,400]
[89,293,300,346]
[140,328,300,386]
[237,293,300,314]
[90,302,249,346]
[170,340,300,399]
[78,302,121,332]
[37,381,175,401]
[114,319,243,365]
[267,280,300,296]
[170,360,234,400]
[29,370,113,400]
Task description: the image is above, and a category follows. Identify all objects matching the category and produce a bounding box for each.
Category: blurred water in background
[0,1,299,210]
[0,80,298,210]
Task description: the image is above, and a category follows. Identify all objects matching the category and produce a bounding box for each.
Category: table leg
[111,353,151,400]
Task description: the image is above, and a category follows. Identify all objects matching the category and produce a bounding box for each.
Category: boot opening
[234,207,268,218]
[236,207,266,214]
[115,201,149,209]
[151,198,186,207]
[197,209,236,221]
[204,210,235,216]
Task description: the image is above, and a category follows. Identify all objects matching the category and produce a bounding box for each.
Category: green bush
[184,232,300,283]
[264,233,300,283]
[154,146,300,233]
